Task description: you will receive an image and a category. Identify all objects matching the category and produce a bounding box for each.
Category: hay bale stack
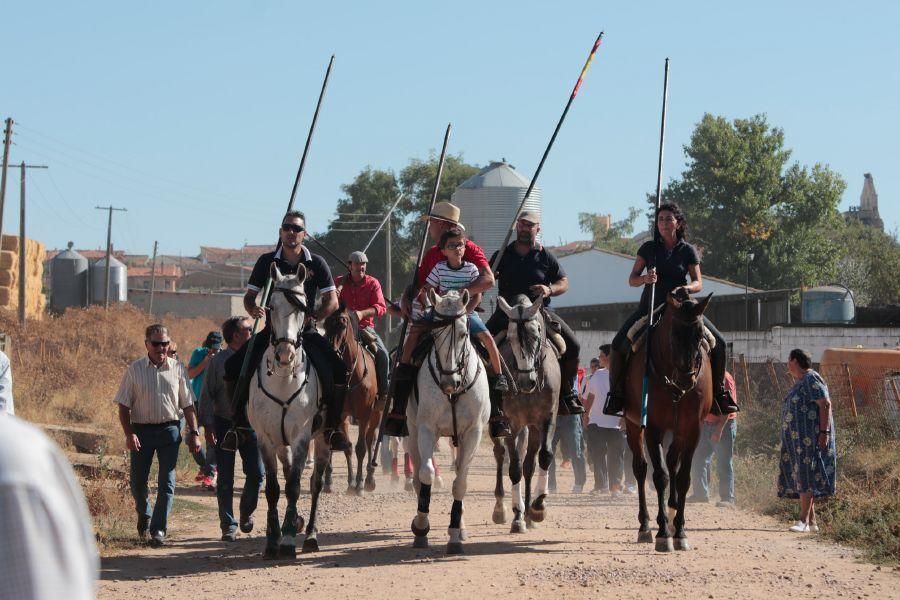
[0,234,46,319]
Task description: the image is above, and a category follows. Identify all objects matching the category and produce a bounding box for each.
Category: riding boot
[712,387,740,416]
[488,380,512,439]
[323,384,352,452]
[708,336,739,416]
[384,363,415,437]
[602,345,630,417]
[220,374,253,452]
[558,386,584,416]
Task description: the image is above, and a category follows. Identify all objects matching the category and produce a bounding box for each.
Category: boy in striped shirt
[422,228,509,393]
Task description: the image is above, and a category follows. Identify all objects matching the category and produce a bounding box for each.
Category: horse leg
[492,440,508,524]
[447,429,479,555]
[323,458,333,494]
[673,444,697,551]
[279,445,304,558]
[260,449,281,559]
[530,417,554,524]
[507,430,528,533]
[302,439,329,553]
[646,427,673,552]
[404,448,415,492]
[411,428,435,549]
[665,437,681,536]
[626,422,652,543]
[524,425,540,526]
[364,412,378,492]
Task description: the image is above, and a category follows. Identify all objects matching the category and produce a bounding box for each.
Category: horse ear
[693,292,714,317]
[427,287,437,307]
[498,296,513,316]
[270,262,283,281]
[525,295,543,317]
[295,264,307,282]
[667,291,682,309]
[460,288,470,307]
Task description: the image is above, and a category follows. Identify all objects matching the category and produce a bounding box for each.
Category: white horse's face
[427,288,470,395]
[269,264,308,369]
[499,295,544,393]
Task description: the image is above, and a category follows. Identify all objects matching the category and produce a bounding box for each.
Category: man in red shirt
[335,251,389,407]
[384,201,497,437]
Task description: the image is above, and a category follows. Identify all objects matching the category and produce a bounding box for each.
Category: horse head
[427,288,471,395]
[268,263,308,372]
[660,291,713,397]
[323,301,354,352]
[498,294,544,393]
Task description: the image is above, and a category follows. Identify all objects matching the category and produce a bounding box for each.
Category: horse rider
[486,210,585,437]
[383,201,498,437]
[334,250,390,409]
[602,202,739,417]
[221,210,352,452]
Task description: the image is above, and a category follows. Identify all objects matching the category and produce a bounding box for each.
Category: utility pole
[95,205,127,309]
[0,119,12,241]
[17,162,48,327]
[149,240,158,316]
[240,240,246,289]
[385,216,392,337]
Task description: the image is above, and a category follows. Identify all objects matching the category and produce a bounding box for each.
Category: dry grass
[0,304,218,551]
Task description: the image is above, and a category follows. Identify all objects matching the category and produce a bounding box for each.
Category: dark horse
[323,303,381,495]
[621,291,713,552]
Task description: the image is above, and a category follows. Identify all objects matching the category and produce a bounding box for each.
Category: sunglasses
[281,223,305,233]
[149,340,171,347]
[445,242,465,250]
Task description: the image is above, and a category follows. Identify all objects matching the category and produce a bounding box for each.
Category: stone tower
[844,173,884,231]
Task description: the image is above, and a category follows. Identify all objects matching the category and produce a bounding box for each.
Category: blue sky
[3,1,898,259]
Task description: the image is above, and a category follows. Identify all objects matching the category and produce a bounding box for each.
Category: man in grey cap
[487,210,585,421]
[336,250,389,407]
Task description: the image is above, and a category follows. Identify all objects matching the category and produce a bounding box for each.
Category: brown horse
[323,303,381,495]
[621,291,713,552]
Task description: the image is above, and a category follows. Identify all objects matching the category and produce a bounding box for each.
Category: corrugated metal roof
[457,161,530,189]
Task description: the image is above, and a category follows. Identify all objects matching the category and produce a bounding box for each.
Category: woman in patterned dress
[777,348,836,533]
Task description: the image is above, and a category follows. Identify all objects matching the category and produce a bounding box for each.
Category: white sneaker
[788,520,809,533]
[808,522,819,533]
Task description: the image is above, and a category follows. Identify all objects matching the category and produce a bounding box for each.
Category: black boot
[558,386,585,416]
[712,387,740,416]
[602,345,630,417]
[488,382,512,439]
[221,375,253,452]
[323,384,352,452]
[384,363,415,437]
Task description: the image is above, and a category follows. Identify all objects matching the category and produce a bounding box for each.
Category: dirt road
[99,439,895,599]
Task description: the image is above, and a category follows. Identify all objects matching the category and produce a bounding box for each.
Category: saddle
[626,312,715,355]
[357,326,379,358]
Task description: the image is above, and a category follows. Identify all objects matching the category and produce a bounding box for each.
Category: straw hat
[420,201,465,230]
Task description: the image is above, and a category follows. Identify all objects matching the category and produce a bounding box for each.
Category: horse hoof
[510,520,527,534]
[364,480,376,492]
[637,530,653,544]
[411,520,430,538]
[446,542,464,555]
[278,544,296,559]
[492,507,507,525]
[404,478,414,492]
[263,545,279,560]
[655,537,674,553]
[413,535,429,549]
[434,475,444,490]
[459,529,468,542]
[674,537,691,551]
[323,485,333,494]
[301,537,320,553]
[295,516,305,532]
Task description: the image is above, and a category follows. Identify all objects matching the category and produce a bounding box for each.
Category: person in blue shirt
[186,331,222,488]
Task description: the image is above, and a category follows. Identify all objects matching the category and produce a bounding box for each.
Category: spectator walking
[778,348,836,533]
[200,316,264,541]
[689,371,738,506]
[0,413,99,599]
[583,347,626,495]
[187,332,222,489]
[115,324,201,547]
[0,349,13,414]
[549,373,587,494]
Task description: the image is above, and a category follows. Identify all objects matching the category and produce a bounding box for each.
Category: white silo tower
[451,160,541,310]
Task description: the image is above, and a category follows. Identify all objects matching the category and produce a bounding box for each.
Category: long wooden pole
[371,123,452,467]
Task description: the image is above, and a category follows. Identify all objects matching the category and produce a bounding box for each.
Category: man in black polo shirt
[487,210,584,435]
[222,210,350,452]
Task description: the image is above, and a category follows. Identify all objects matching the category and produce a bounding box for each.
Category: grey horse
[491,294,560,533]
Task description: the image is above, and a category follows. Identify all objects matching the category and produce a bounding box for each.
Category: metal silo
[452,160,541,309]
[90,255,128,304]
[50,241,89,312]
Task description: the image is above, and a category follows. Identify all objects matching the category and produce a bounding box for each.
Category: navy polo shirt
[247,245,335,307]
[490,243,566,307]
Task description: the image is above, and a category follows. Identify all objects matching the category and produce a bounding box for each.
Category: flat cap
[348,250,369,263]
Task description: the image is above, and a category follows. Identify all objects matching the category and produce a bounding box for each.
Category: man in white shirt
[0,350,14,414]
[583,345,626,495]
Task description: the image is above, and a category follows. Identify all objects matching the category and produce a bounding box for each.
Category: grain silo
[50,241,89,312]
[452,160,541,309]
[89,255,128,304]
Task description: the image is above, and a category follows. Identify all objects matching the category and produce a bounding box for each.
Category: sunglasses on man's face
[281,223,305,233]
[149,340,170,347]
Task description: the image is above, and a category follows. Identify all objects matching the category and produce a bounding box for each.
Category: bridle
[506,304,548,392]
[325,310,369,394]
[269,284,308,350]
[649,307,704,401]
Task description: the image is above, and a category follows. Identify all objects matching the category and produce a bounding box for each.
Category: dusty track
[99,438,896,599]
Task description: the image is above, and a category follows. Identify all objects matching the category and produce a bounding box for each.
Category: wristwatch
[188,429,201,437]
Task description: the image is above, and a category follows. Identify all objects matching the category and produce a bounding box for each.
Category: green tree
[578,207,641,255]
[830,221,900,306]
[660,114,846,290]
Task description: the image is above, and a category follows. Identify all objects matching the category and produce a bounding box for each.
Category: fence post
[766,358,784,400]
[843,362,859,419]
[740,353,752,410]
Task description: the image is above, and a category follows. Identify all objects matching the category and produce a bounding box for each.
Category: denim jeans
[130,422,181,534]
[362,326,390,396]
[549,414,586,489]
[213,416,264,532]
[691,419,736,502]
[182,412,216,476]
[585,424,625,491]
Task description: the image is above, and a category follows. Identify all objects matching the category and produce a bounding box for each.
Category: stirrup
[326,429,352,452]
[384,414,409,437]
[602,391,625,417]
[713,390,739,415]
[489,416,512,439]
[220,429,239,452]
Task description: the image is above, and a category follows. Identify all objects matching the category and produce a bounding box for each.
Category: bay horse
[248,263,330,557]
[491,294,560,534]
[323,303,381,495]
[622,291,713,552]
[409,289,489,554]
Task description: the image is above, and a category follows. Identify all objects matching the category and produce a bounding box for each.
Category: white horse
[409,289,489,555]
[248,263,330,558]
